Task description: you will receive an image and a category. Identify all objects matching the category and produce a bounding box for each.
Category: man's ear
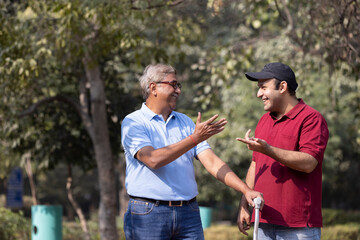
[150,82,157,97]
[279,81,287,93]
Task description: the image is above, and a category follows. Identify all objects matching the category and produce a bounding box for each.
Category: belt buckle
[169,201,183,207]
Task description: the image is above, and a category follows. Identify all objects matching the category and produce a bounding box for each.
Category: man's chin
[169,103,177,110]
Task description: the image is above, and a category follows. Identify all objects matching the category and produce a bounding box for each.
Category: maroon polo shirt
[252,99,329,227]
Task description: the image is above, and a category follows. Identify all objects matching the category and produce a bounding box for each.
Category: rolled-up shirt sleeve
[121,118,153,158]
[299,113,329,163]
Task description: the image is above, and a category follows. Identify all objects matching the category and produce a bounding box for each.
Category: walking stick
[253,197,262,240]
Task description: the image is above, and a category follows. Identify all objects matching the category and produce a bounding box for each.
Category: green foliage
[204,207,360,239]
[65,208,360,240]
[62,215,126,240]
[34,164,99,213]
[0,145,21,180]
[323,208,360,226]
[203,223,360,240]
[204,225,253,240]
[0,0,359,227]
[0,208,30,240]
[0,0,206,171]
[322,224,360,240]
[186,1,360,212]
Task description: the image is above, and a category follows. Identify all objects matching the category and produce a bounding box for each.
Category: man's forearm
[245,161,256,189]
[263,145,318,173]
[198,150,252,195]
[220,168,252,195]
[136,135,197,169]
[237,132,318,173]
[240,161,256,206]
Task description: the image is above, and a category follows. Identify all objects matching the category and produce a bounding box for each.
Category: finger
[216,126,226,132]
[210,127,226,136]
[239,223,249,236]
[196,112,201,124]
[239,228,248,235]
[211,118,227,126]
[245,129,252,140]
[214,121,227,130]
[216,118,227,123]
[246,217,251,226]
[255,138,265,145]
[205,114,219,124]
[236,138,251,144]
[218,119,228,127]
[249,198,255,208]
[209,128,225,136]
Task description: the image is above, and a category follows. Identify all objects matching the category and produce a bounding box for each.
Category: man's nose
[175,86,181,93]
[257,88,263,98]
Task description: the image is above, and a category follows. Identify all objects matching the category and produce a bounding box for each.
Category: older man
[121,64,263,240]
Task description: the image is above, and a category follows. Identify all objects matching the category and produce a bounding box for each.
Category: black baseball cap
[245,62,298,91]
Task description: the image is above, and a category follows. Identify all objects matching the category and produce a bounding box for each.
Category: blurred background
[1,0,359,239]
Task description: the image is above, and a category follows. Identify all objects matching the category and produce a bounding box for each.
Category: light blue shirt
[121,103,211,200]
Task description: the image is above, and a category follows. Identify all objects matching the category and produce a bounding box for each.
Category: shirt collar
[270,98,306,120]
[140,102,176,122]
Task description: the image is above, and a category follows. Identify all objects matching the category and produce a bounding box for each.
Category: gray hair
[139,64,176,99]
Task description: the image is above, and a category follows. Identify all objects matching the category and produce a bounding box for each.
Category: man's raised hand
[236,129,269,153]
[192,112,227,143]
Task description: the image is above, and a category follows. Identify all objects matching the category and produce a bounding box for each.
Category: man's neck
[274,97,299,119]
[146,100,172,122]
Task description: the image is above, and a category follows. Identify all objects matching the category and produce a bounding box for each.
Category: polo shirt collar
[140,102,176,122]
[270,98,306,120]
[285,98,306,119]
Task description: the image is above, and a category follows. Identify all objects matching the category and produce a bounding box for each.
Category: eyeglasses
[157,81,182,89]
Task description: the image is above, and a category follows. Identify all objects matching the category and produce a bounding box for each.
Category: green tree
[1,0,359,234]
[190,0,360,212]
[0,0,209,238]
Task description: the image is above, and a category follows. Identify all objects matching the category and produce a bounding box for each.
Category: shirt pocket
[278,134,298,150]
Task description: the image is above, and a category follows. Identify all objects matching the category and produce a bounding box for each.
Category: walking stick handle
[253,197,262,240]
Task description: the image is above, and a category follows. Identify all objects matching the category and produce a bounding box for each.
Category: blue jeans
[124,198,204,240]
[258,223,321,240]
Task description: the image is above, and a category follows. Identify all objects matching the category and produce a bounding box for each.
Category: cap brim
[245,72,275,81]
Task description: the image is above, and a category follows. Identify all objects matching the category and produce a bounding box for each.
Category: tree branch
[78,75,95,140]
[131,0,184,10]
[18,94,95,140]
[232,32,277,52]
[274,0,287,21]
[24,153,38,205]
[67,164,91,240]
[280,0,294,32]
[18,95,81,118]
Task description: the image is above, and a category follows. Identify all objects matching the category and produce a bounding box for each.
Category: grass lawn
[1,197,359,240]
[61,208,360,240]
[203,223,360,240]
[63,223,360,240]
[62,221,360,240]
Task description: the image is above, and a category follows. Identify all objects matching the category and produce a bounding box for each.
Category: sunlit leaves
[17,6,37,21]
[1,0,359,212]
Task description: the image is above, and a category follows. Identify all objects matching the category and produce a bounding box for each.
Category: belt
[129,195,196,207]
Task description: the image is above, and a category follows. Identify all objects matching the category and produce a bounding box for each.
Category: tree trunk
[117,157,128,219]
[66,164,91,240]
[82,54,118,240]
